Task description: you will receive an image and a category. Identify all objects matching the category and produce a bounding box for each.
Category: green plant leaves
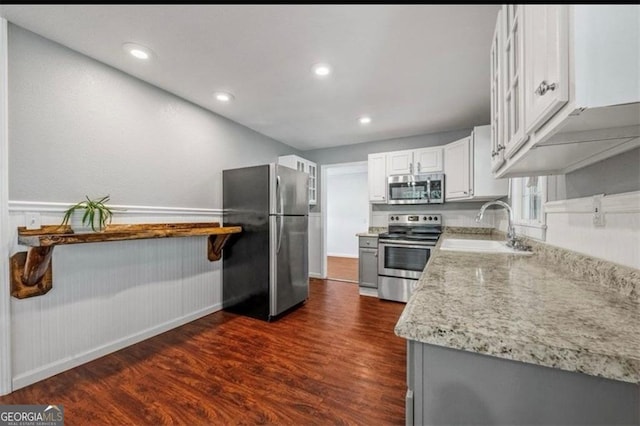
[60,194,114,232]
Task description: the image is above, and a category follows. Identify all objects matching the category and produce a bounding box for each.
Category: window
[510,176,547,240]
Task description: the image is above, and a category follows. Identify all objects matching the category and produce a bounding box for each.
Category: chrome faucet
[475,200,518,248]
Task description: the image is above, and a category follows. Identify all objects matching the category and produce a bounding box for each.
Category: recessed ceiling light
[312,63,332,77]
[122,42,154,60]
[359,116,372,125]
[214,92,234,102]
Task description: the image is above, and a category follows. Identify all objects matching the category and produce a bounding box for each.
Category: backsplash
[494,191,640,270]
[371,208,496,229]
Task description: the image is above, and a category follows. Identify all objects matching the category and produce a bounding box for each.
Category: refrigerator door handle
[277,215,283,254]
[276,175,282,215]
[278,176,284,215]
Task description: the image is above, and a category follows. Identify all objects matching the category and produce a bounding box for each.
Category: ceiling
[0,5,500,151]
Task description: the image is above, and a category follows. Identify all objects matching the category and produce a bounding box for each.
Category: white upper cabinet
[386,150,414,175]
[445,125,509,202]
[502,5,529,159]
[368,152,387,203]
[444,137,472,200]
[278,154,317,205]
[523,5,569,136]
[491,5,640,178]
[386,147,443,175]
[414,147,444,173]
[490,9,506,172]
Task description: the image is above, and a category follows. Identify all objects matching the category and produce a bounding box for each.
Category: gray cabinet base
[407,340,639,425]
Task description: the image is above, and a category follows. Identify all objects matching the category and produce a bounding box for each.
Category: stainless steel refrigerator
[222,164,309,321]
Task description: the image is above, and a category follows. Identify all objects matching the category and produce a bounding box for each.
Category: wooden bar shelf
[11,222,241,299]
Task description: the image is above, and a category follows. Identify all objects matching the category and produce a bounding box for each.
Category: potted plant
[60,195,115,233]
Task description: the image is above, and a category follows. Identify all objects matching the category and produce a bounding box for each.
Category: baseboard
[309,273,324,279]
[358,287,378,298]
[12,303,222,391]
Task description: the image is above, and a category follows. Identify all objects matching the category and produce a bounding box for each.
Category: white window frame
[509,176,547,241]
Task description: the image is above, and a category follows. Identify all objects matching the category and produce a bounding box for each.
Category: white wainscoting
[308,213,322,278]
[544,191,640,269]
[8,201,224,390]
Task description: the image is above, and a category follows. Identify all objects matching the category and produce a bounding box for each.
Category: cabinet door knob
[535,80,557,96]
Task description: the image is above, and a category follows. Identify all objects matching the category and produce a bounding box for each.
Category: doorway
[323,162,368,283]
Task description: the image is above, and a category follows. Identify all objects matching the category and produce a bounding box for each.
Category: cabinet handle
[497,144,505,151]
[464,191,468,195]
[417,162,421,173]
[491,151,497,158]
[535,80,557,96]
[409,163,413,174]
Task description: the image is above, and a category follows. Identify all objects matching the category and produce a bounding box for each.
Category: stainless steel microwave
[387,173,444,204]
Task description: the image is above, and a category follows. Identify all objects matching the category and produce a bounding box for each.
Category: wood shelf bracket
[207,234,232,261]
[10,248,54,299]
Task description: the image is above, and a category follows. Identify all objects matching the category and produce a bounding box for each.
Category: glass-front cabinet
[278,154,317,205]
[502,4,527,159]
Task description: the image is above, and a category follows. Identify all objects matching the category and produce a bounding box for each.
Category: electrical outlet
[25,212,41,230]
[592,195,605,227]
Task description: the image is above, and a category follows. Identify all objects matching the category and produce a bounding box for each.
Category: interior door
[271,215,309,317]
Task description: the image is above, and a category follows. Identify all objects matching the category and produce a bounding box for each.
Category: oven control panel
[387,214,442,225]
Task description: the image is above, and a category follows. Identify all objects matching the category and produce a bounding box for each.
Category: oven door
[378,241,432,279]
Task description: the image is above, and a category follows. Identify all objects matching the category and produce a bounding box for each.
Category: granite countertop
[356,227,386,237]
[395,232,640,384]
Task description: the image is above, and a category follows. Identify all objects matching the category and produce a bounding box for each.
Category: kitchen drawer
[359,236,378,248]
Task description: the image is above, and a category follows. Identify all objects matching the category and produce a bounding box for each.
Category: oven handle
[379,241,436,250]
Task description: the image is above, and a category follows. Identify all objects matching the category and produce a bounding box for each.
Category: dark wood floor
[327,256,359,282]
[0,279,407,425]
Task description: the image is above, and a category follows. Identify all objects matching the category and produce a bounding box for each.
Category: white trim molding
[9,200,224,216]
[0,17,12,396]
[545,191,640,214]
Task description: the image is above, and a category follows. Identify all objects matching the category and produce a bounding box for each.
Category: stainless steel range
[378,214,442,303]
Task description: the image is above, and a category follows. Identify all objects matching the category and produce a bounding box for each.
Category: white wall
[326,163,368,258]
[4,24,300,392]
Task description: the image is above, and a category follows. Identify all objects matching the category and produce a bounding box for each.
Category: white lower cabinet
[444,137,472,200]
[444,125,508,202]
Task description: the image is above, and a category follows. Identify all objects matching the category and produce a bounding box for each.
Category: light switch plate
[25,212,41,230]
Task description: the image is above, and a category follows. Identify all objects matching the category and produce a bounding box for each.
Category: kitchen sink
[440,238,532,255]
